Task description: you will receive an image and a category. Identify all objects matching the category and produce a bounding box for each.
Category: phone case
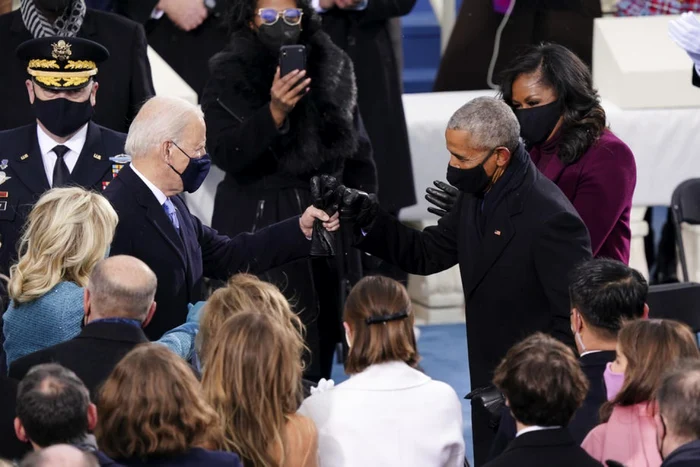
[279,45,307,78]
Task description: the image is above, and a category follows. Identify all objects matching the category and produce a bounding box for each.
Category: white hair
[447,96,521,152]
[125,96,204,158]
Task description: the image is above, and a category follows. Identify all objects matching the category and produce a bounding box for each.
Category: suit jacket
[0,375,30,460]
[9,321,148,400]
[529,130,636,263]
[104,164,312,340]
[0,122,125,277]
[489,350,616,460]
[298,361,465,467]
[484,429,602,467]
[116,448,242,467]
[0,9,154,133]
[662,440,700,467]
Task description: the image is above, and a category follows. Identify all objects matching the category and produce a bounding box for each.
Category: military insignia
[112,164,124,178]
[0,192,8,198]
[0,201,7,212]
[93,153,102,160]
[0,172,11,186]
[0,160,7,170]
[109,154,132,164]
[20,154,29,161]
[51,39,72,62]
[102,181,110,190]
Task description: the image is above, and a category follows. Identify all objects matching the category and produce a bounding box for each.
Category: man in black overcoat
[0,0,154,132]
[340,96,592,465]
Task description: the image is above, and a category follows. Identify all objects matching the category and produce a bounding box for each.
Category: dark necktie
[52,145,71,188]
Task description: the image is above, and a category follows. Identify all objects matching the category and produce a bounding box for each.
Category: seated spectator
[202,313,317,466]
[0,374,29,460]
[14,364,105,458]
[20,445,98,467]
[484,333,600,467]
[3,188,199,369]
[9,255,196,398]
[582,320,700,467]
[95,344,240,466]
[298,276,465,467]
[490,259,649,458]
[656,360,700,466]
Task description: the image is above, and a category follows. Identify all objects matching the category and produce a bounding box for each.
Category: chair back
[670,179,700,281]
[648,282,700,336]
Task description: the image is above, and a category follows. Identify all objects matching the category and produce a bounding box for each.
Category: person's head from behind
[223,0,318,47]
[494,333,588,429]
[20,444,98,467]
[569,258,649,354]
[445,96,521,195]
[8,187,118,305]
[343,276,419,374]
[125,96,210,196]
[656,360,700,459]
[197,273,304,364]
[202,312,303,466]
[601,319,700,422]
[500,43,606,158]
[14,364,96,450]
[83,255,157,328]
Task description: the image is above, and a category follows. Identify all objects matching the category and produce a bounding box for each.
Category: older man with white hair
[104,96,338,340]
[339,96,592,464]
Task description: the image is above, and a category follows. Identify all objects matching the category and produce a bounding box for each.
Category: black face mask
[257,21,301,52]
[33,97,94,137]
[513,100,562,147]
[34,0,71,14]
[445,151,495,194]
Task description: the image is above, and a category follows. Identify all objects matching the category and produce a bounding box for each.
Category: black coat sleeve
[201,76,284,175]
[533,211,592,345]
[356,206,459,275]
[358,0,416,23]
[197,215,311,280]
[693,66,700,88]
[342,107,377,194]
[114,0,160,24]
[127,23,155,124]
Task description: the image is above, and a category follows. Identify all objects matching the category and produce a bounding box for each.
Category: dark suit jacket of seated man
[104,95,336,340]
[350,96,592,464]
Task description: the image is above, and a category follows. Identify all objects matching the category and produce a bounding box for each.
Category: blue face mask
[168,142,212,193]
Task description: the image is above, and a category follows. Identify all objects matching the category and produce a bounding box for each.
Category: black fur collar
[210,29,359,175]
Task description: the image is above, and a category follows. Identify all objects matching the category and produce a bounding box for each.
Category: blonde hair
[96,344,224,459]
[202,312,304,467]
[197,273,305,364]
[343,275,419,375]
[8,187,118,304]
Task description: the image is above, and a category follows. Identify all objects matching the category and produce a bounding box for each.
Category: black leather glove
[338,186,379,232]
[465,385,506,431]
[425,180,458,217]
[309,175,340,257]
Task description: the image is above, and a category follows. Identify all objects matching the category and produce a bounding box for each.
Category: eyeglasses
[257,8,303,26]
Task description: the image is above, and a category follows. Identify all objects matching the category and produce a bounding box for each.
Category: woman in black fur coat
[201,0,377,382]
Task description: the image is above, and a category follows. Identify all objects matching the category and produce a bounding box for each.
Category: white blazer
[298,361,465,467]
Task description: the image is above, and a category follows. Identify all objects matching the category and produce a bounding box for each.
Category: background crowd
[0,0,700,466]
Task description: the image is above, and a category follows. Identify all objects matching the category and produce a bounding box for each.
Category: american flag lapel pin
[494,230,501,236]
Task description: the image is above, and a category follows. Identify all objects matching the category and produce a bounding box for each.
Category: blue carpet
[331,323,474,465]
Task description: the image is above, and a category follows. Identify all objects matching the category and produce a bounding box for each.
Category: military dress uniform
[0,36,127,280]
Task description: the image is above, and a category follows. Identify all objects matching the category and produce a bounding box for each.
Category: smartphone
[279,45,307,78]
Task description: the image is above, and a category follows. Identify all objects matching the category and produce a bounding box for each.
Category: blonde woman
[202,312,318,467]
[96,344,242,466]
[298,276,465,467]
[3,187,117,367]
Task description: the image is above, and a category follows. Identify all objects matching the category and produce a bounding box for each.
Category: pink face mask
[603,361,625,401]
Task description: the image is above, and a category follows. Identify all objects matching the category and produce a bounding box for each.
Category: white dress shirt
[130,163,168,206]
[516,425,563,438]
[36,123,88,187]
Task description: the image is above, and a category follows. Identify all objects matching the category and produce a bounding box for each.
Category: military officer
[0,36,126,279]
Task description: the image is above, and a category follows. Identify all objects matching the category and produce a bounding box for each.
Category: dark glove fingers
[425,194,452,211]
[433,180,460,197]
[426,187,453,204]
[427,206,447,217]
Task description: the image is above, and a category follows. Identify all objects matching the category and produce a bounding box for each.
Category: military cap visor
[16,36,109,91]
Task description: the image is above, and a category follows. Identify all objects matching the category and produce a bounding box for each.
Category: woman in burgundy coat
[428,44,636,264]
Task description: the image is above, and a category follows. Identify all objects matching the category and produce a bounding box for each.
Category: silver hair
[447,96,521,152]
[124,96,204,158]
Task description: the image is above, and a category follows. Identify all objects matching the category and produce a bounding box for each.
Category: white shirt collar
[36,122,88,157]
[130,163,168,206]
[516,425,562,437]
[580,350,604,357]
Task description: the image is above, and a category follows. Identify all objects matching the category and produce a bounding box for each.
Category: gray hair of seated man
[657,359,700,441]
[447,96,521,153]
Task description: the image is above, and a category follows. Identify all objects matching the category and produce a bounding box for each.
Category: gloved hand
[338,186,379,232]
[425,180,458,217]
[310,378,335,395]
[669,12,700,72]
[310,175,340,256]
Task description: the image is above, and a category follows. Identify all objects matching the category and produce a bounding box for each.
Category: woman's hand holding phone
[269,67,311,128]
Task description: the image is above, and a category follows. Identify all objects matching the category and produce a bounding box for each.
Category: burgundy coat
[529,130,636,263]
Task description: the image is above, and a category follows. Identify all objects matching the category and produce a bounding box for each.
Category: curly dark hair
[222,0,321,38]
[499,43,607,165]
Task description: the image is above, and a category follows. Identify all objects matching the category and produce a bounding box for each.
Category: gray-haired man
[340,96,592,464]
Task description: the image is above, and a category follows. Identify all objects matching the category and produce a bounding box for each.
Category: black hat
[16,36,109,91]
